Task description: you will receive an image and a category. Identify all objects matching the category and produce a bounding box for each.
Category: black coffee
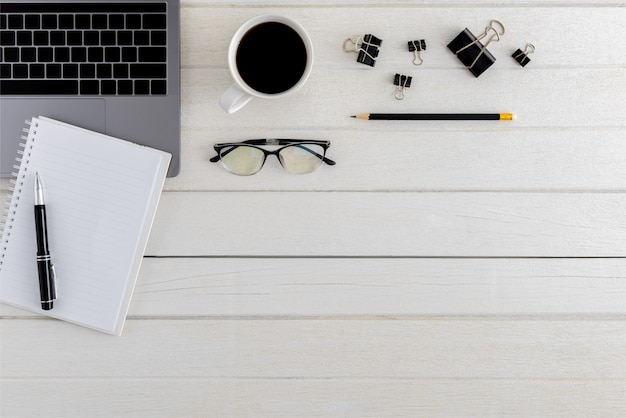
[236,22,307,95]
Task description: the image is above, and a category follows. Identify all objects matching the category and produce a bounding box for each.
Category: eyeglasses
[210,139,336,175]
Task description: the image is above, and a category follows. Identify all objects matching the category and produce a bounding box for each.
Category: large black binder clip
[393,73,412,100]
[512,43,535,67]
[408,39,426,66]
[447,20,505,77]
[344,34,383,67]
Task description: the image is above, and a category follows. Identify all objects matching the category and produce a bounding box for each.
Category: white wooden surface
[2,1,626,416]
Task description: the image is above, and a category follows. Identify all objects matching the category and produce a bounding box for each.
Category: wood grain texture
[2,258,624,318]
[2,319,624,378]
[2,378,625,417]
[147,192,626,256]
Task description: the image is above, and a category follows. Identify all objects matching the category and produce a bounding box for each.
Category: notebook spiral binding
[1,119,38,268]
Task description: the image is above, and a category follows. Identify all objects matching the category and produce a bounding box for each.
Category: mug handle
[219,84,253,113]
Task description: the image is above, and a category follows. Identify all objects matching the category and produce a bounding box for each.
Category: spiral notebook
[0,117,171,335]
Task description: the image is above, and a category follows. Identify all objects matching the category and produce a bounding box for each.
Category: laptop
[0,0,180,177]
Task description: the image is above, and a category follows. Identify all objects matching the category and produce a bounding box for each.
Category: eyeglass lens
[220,146,265,175]
[279,144,325,174]
[219,143,326,175]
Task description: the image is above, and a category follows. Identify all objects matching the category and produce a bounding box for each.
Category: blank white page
[0,117,171,334]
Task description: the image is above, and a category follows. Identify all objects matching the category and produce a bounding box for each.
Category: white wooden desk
[2,1,626,416]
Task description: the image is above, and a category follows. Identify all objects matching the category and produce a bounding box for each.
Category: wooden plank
[181,68,626,131]
[146,192,626,257]
[166,129,626,191]
[4,128,626,193]
[3,258,624,317]
[184,0,626,6]
[2,378,625,417]
[181,6,626,68]
[2,319,624,378]
[131,257,626,316]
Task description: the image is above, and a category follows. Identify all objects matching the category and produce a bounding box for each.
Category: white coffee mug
[219,15,314,114]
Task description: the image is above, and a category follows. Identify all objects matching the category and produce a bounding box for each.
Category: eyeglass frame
[210,139,336,173]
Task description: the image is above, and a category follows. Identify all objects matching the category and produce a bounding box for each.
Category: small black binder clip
[408,39,426,65]
[512,43,535,67]
[447,20,505,77]
[393,73,412,100]
[343,34,383,67]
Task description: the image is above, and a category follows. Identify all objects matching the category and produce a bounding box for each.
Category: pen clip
[50,264,57,300]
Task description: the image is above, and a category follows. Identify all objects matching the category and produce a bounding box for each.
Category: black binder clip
[512,43,535,67]
[447,20,505,77]
[393,73,412,100]
[344,34,383,67]
[408,39,426,66]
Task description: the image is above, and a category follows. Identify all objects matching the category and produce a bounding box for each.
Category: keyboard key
[126,14,141,29]
[143,14,166,29]
[113,63,128,78]
[30,63,45,78]
[138,47,166,62]
[101,80,116,95]
[71,47,86,62]
[80,80,99,94]
[42,15,57,29]
[117,31,132,45]
[50,31,66,46]
[104,47,120,62]
[21,47,36,62]
[97,63,112,78]
[130,63,166,78]
[134,31,149,45]
[55,47,70,62]
[80,63,95,78]
[58,14,74,29]
[4,47,19,62]
[46,63,62,78]
[151,31,167,46]
[92,14,107,29]
[1,80,79,94]
[1,31,16,46]
[75,14,90,29]
[84,31,99,46]
[118,79,133,94]
[8,15,24,29]
[16,31,32,46]
[134,79,149,94]
[38,47,54,62]
[12,64,28,78]
[101,31,116,46]
[88,47,103,62]
[122,47,137,62]
[24,15,40,29]
[0,64,11,78]
[0,15,6,30]
[33,31,48,45]
[109,14,125,29]
[151,79,166,95]
[63,63,78,78]
[67,31,82,46]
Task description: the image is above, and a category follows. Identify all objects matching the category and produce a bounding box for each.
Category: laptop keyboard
[0,3,168,96]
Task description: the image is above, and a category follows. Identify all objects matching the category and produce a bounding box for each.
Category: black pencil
[351,113,514,121]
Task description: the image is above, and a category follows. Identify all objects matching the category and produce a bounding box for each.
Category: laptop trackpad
[1,99,105,176]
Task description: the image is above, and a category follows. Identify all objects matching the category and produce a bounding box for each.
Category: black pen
[34,172,56,310]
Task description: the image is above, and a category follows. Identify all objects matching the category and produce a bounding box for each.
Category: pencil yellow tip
[500,113,514,121]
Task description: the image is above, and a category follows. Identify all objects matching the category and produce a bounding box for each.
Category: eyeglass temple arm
[292,144,336,165]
